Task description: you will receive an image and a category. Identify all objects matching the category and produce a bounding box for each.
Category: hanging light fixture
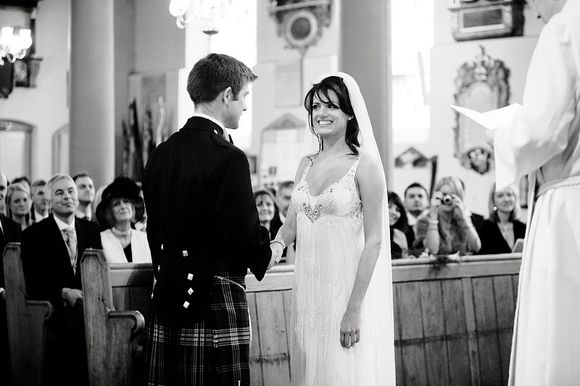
[168,0,240,35]
[0,27,33,65]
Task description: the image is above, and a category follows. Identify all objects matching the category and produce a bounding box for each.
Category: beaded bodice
[292,156,363,226]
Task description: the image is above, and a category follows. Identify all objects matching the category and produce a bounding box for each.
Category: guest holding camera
[414,176,481,255]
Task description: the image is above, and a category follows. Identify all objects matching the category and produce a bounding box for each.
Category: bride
[271,73,395,385]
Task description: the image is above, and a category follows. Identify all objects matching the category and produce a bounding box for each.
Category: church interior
[0,0,551,384]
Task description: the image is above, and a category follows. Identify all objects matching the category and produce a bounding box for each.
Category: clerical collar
[191,113,227,137]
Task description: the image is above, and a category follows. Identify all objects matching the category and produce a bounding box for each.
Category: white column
[69,0,115,187]
[340,0,393,186]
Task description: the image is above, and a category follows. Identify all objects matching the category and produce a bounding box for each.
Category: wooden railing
[3,244,521,386]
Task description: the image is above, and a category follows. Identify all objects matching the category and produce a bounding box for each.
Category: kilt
[145,272,251,386]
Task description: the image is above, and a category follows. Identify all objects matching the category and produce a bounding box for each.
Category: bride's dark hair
[304,76,360,155]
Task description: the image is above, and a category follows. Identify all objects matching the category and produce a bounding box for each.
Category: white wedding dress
[290,155,395,386]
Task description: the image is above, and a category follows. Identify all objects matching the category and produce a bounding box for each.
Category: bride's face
[311,90,350,139]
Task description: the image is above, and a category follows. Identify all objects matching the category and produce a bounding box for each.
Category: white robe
[493,2,580,384]
[100,228,152,264]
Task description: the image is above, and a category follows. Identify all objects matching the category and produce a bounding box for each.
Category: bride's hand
[340,307,361,349]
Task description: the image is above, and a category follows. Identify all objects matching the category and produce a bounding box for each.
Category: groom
[143,53,274,385]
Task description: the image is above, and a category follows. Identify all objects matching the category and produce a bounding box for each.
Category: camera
[441,194,453,206]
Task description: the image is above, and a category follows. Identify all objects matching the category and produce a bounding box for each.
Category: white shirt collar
[54,215,76,231]
[192,113,227,137]
[35,209,48,220]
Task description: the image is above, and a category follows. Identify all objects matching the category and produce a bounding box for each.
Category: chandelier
[0,27,32,65]
[168,0,241,34]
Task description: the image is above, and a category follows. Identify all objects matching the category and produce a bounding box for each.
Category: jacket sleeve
[214,149,271,280]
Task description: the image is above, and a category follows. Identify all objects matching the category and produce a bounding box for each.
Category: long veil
[313,72,396,383]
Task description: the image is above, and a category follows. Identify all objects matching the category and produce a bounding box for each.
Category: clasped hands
[62,287,83,309]
[268,242,284,270]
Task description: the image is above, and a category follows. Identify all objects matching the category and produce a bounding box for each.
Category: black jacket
[478,219,526,255]
[0,215,22,288]
[21,215,102,306]
[143,116,271,322]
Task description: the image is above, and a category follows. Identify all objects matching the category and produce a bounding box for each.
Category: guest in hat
[96,177,151,263]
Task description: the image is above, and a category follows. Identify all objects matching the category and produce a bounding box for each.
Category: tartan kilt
[145,272,251,386]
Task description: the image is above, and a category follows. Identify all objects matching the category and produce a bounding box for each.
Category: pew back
[81,249,146,386]
[3,242,53,386]
[392,254,521,386]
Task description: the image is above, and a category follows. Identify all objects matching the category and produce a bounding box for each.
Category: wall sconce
[0,26,32,64]
[168,0,240,35]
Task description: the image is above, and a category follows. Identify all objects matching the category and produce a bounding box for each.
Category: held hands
[62,287,83,309]
[340,306,361,349]
[268,242,284,270]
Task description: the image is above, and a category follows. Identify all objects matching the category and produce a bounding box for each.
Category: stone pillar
[69,0,115,187]
[340,0,393,186]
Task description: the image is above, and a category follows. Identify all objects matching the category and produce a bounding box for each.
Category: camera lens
[442,195,452,205]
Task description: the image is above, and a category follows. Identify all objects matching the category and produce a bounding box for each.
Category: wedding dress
[290,154,395,385]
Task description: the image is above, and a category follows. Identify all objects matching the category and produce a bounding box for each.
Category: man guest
[21,174,101,385]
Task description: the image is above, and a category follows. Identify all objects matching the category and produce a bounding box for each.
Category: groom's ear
[222,87,233,104]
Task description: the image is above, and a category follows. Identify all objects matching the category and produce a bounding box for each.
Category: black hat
[95,176,143,228]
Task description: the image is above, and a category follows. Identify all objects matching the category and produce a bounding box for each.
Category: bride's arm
[341,154,385,347]
[272,156,310,259]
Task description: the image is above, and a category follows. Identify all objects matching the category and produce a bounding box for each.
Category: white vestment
[493,2,580,384]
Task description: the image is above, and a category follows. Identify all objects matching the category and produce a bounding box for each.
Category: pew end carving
[3,242,53,386]
[81,249,146,386]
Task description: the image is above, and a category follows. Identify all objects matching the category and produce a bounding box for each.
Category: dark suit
[478,219,527,255]
[143,116,271,323]
[21,215,101,386]
[0,215,22,385]
[143,116,271,384]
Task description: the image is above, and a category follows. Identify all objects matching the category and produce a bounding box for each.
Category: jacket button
[183,301,189,309]
[161,244,164,251]
[182,250,189,257]
[188,288,194,295]
[187,273,193,280]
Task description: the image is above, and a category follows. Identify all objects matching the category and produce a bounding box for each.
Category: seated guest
[96,177,151,263]
[275,180,294,222]
[21,174,102,386]
[478,184,526,255]
[254,189,282,240]
[0,208,21,384]
[0,172,8,216]
[5,183,32,230]
[403,182,430,236]
[73,173,95,221]
[11,176,30,190]
[415,176,481,255]
[30,179,49,223]
[388,191,413,259]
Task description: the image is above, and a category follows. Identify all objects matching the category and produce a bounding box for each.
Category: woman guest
[478,184,526,255]
[254,189,282,240]
[415,176,481,255]
[96,177,151,263]
[5,183,32,230]
[388,191,414,259]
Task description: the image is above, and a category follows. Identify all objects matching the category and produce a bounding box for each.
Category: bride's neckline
[304,156,360,197]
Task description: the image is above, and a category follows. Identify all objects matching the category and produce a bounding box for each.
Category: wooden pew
[81,250,521,385]
[3,242,53,386]
[392,253,522,386]
[80,249,146,386]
